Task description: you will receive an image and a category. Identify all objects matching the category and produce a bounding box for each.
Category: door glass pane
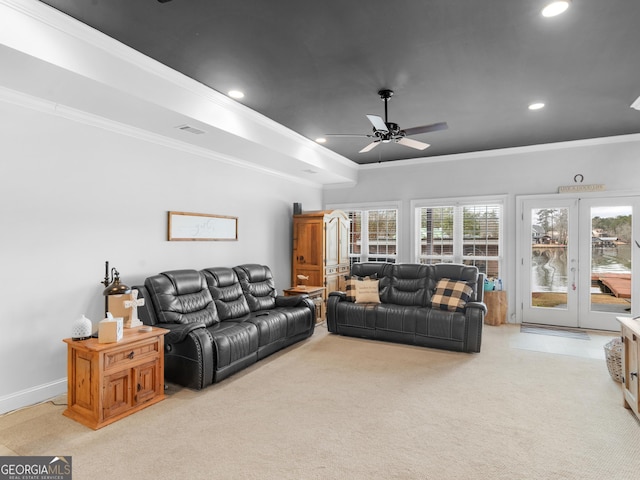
[531,208,569,309]
[590,206,632,314]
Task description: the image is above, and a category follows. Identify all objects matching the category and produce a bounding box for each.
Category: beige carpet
[1,324,639,480]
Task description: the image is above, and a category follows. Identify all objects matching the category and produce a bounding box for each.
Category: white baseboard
[0,379,67,415]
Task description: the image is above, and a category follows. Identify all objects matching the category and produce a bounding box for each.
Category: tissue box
[99,316,123,343]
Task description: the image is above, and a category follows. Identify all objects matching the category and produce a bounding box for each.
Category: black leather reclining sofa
[135,264,315,389]
[327,262,486,353]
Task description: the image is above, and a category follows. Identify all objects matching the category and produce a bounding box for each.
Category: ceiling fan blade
[397,137,430,150]
[359,141,380,153]
[324,133,371,137]
[366,115,389,133]
[401,122,448,136]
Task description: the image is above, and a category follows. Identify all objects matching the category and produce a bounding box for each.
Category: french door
[519,195,638,330]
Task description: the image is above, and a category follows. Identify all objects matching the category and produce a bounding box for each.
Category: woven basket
[604,338,623,383]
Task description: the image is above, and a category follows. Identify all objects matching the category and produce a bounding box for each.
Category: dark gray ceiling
[39,0,640,165]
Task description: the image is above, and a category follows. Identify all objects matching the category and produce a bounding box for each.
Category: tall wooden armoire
[292,210,350,296]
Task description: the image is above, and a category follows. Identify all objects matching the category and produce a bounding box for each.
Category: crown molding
[3,0,354,169]
[360,133,640,170]
[0,0,357,185]
[0,84,327,187]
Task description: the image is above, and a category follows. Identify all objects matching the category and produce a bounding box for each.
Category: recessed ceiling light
[528,102,545,110]
[228,90,245,99]
[542,1,571,18]
[315,137,327,144]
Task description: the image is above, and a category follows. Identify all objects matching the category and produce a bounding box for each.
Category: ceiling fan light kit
[327,89,448,155]
[542,1,571,18]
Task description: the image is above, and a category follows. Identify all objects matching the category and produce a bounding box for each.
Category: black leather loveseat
[327,262,486,353]
[135,264,315,389]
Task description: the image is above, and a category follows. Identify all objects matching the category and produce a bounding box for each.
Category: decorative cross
[122,289,145,328]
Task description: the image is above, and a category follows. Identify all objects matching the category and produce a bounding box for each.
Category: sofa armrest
[465,301,487,315]
[159,322,214,390]
[463,302,486,353]
[159,322,207,344]
[276,294,308,308]
[276,293,316,324]
[275,294,315,314]
[326,291,348,332]
[476,274,485,303]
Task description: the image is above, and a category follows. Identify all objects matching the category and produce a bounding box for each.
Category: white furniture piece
[618,316,640,421]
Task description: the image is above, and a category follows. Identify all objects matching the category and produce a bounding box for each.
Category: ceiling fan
[326,89,448,153]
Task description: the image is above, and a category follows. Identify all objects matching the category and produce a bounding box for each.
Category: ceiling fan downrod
[378,89,393,124]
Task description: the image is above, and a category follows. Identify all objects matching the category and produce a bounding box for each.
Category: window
[345,208,398,266]
[415,200,502,278]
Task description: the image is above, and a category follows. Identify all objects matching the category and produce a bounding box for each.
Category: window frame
[411,195,505,278]
[327,201,401,264]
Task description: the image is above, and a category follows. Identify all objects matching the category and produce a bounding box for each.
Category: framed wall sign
[168,211,238,241]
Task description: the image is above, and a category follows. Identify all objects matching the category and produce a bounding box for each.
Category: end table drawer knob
[128,351,135,359]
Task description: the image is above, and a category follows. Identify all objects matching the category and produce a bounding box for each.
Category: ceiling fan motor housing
[373,122,402,142]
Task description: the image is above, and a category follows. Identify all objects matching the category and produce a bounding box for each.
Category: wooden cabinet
[63,327,167,429]
[284,285,326,322]
[292,210,350,298]
[618,317,640,421]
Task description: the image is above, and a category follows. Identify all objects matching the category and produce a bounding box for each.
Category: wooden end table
[284,285,325,323]
[484,290,507,325]
[62,326,168,429]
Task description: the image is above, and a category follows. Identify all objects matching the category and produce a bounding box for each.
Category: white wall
[325,136,640,322]
[0,99,322,413]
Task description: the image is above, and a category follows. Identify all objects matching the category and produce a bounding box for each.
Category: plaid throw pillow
[431,279,473,313]
[345,274,377,302]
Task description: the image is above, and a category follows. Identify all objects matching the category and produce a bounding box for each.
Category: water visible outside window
[531,208,569,309]
[530,206,632,313]
[590,206,631,313]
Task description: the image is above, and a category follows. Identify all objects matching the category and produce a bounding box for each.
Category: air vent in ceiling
[176,124,206,135]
